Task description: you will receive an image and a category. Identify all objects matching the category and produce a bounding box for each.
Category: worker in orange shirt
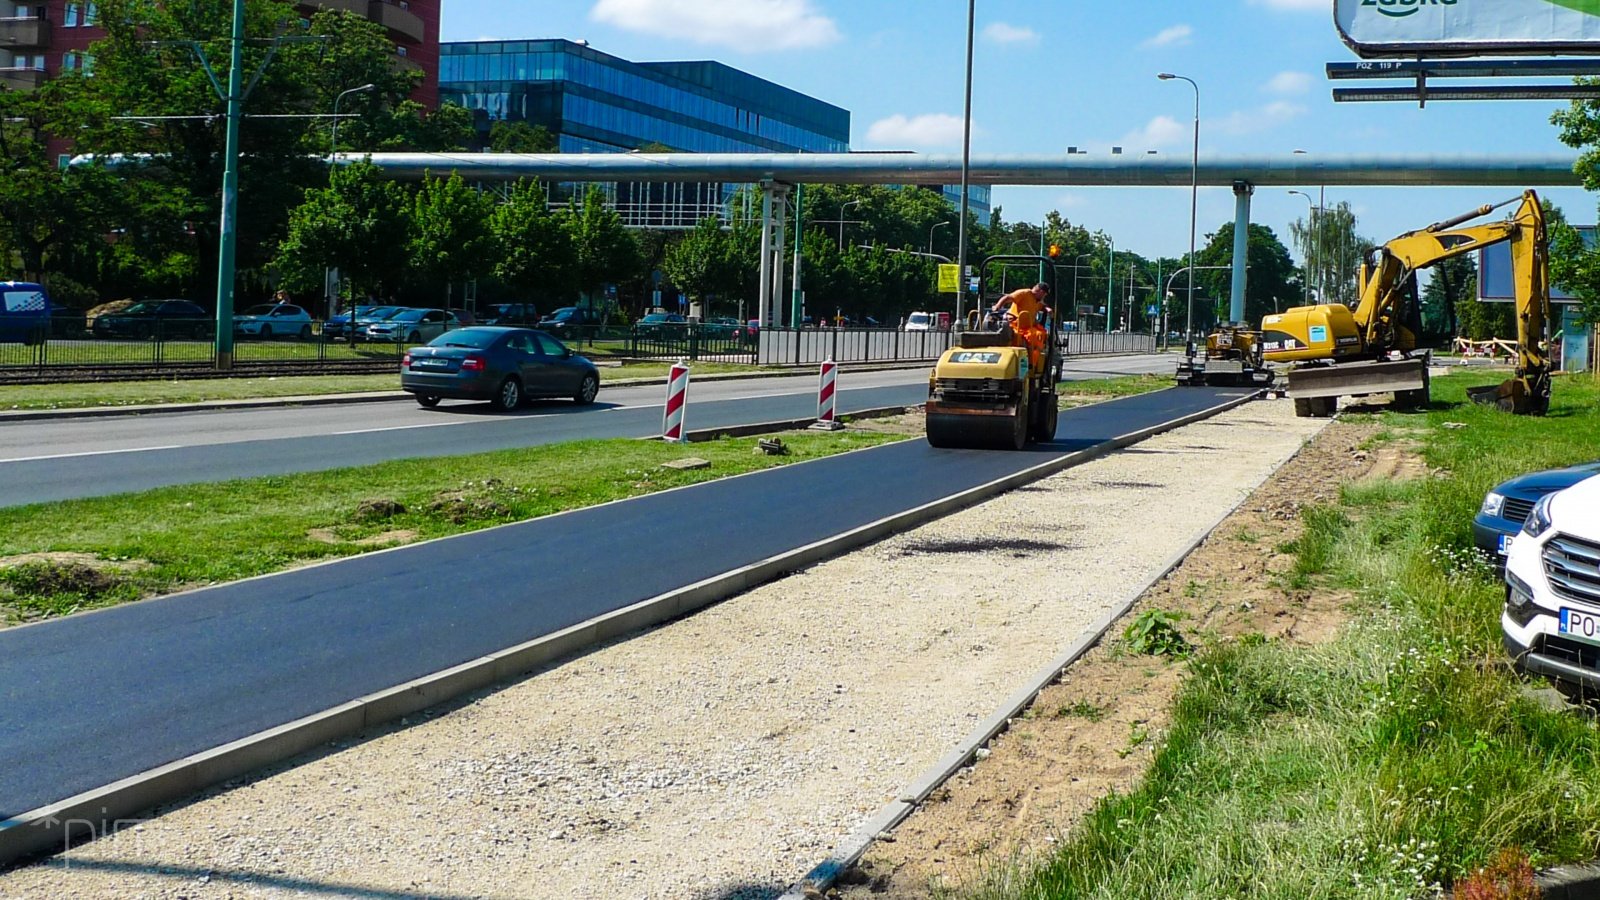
[990,282,1052,371]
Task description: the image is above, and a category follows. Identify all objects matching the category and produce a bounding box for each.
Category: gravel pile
[0,399,1326,900]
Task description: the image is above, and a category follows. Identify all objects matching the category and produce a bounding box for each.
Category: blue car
[0,282,51,345]
[1475,461,1600,566]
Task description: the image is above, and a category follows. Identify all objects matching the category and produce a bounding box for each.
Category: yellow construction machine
[1175,324,1275,387]
[925,255,1062,450]
[1260,189,1551,417]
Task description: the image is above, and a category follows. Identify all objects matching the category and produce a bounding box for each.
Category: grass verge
[989,372,1600,899]
[0,428,901,625]
[0,362,768,411]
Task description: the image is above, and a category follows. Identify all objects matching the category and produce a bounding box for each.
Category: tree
[660,217,732,312]
[563,186,639,307]
[1195,223,1299,328]
[408,172,496,299]
[1288,201,1375,307]
[489,179,575,307]
[273,160,411,300]
[488,121,558,153]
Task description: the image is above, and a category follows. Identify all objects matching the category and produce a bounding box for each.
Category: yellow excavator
[925,255,1062,450]
[1260,189,1551,417]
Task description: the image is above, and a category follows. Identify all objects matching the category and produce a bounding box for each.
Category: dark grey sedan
[401,327,601,411]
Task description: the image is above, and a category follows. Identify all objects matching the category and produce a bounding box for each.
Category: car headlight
[1522,493,1556,538]
[1481,492,1506,518]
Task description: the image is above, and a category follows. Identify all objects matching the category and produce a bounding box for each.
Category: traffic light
[1048,243,1061,258]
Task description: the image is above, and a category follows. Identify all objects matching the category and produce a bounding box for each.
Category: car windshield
[428,328,501,349]
[240,305,277,316]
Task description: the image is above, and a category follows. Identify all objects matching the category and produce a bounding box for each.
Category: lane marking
[0,445,182,464]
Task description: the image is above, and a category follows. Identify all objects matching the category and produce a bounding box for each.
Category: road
[0,354,1171,508]
[0,383,1242,824]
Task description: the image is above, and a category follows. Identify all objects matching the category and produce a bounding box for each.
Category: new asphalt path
[0,355,1170,508]
[0,384,1247,822]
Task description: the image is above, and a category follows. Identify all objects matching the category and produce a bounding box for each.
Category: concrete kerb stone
[0,389,1254,872]
[781,390,1289,900]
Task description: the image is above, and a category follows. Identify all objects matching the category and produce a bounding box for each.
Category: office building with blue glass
[439,39,990,226]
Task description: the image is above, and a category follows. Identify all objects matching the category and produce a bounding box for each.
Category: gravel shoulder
[0,398,1324,900]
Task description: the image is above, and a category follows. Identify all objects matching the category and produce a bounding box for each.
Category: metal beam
[341,152,1583,188]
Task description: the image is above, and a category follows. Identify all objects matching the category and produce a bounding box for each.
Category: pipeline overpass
[350,151,1584,326]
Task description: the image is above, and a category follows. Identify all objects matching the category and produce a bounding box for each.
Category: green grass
[0,362,769,411]
[981,371,1600,900]
[0,428,902,624]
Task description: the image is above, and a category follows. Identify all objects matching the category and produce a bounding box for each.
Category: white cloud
[1119,115,1189,150]
[1264,71,1312,95]
[983,22,1039,45]
[1215,101,1307,136]
[1248,0,1324,9]
[865,113,970,149]
[589,0,841,51]
[1141,24,1192,49]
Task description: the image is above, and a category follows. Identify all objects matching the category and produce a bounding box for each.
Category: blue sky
[439,0,1598,265]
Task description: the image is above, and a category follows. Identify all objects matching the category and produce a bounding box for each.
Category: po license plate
[1498,534,1513,556]
[1559,608,1600,644]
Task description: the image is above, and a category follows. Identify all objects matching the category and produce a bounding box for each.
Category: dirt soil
[839,418,1401,898]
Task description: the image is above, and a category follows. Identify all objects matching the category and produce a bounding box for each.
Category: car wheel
[299,325,312,341]
[492,376,522,411]
[574,373,599,404]
[416,394,442,409]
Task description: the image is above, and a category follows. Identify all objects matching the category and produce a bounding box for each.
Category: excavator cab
[926,256,1063,450]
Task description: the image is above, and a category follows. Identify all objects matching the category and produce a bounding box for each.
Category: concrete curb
[0,362,936,423]
[780,391,1296,899]
[0,389,1251,870]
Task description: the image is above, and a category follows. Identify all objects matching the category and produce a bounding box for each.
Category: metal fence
[757,327,1159,365]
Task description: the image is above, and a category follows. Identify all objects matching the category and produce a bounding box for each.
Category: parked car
[538,306,606,338]
[401,326,601,411]
[325,305,381,341]
[1503,474,1600,701]
[92,300,212,340]
[1477,461,1600,567]
[234,303,314,340]
[0,281,52,345]
[482,303,540,326]
[363,308,457,344]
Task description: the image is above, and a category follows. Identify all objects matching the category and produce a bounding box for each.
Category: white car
[234,303,314,340]
[362,308,458,344]
[1503,473,1600,701]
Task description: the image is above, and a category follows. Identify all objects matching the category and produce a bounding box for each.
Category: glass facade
[439,40,850,154]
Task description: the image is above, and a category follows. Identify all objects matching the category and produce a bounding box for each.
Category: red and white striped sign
[817,358,838,425]
[662,361,691,442]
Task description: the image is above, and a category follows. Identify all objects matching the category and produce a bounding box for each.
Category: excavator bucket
[1467,375,1551,416]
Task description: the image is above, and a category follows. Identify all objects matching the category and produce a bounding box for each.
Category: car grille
[1503,496,1537,524]
[1544,533,1600,606]
[1537,634,1600,670]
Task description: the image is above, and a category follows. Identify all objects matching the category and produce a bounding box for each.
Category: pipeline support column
[1229,181,1254,326]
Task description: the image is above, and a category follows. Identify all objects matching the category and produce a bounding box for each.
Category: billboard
[1336,0,1600,58]
[1477,226,1588,304]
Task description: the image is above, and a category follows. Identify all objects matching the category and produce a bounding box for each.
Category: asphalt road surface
[0,384,1246,822]
[0,354,1171,508]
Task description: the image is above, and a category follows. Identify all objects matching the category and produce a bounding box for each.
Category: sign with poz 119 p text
[1335,0,1600,58]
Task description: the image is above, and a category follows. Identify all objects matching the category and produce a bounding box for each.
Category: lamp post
[1288,189,1315,307]
[1158,72,1199,343]
[838,199,863,251]
[928,220,950,255]
[955,0,975,326]
[329,83,375,322]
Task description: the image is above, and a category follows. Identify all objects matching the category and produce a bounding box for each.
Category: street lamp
[839,199,863,251]
[1158,72,1199,343]
[928,220,951,255]
[1288,189,1315,306]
